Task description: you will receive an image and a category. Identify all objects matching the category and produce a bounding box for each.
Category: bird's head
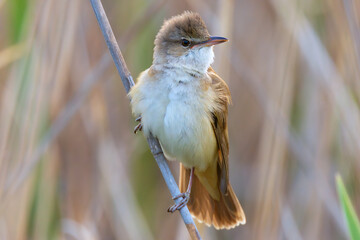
[153,11,227,74]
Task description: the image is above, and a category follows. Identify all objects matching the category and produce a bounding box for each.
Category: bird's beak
[192,36,228,48]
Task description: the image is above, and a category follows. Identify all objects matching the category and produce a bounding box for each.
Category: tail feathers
[179,164,246,229]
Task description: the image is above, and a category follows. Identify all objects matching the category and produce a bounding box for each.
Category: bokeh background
[0,0,359,239]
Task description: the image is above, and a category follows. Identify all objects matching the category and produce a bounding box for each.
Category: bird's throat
[153,46,215,77]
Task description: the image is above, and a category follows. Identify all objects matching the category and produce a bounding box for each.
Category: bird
[129,11,246,229]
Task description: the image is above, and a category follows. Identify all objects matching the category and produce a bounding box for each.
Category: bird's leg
[133,116,142,134]
[168,167,194,213]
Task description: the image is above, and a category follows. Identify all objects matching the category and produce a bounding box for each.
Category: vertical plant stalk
[89,0,201,239]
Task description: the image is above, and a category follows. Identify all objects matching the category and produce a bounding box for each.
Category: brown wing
[179,68,246,228]
[179,164,246,229]
[207,67,231,194]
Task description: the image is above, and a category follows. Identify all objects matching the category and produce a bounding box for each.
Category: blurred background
[0,0,359,239]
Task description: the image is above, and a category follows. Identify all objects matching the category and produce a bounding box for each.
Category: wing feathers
[178,67,246,229]
[180,164,246,229]
[208,67,231,194]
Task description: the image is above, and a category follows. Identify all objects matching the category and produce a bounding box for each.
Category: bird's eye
[181,39,191,47]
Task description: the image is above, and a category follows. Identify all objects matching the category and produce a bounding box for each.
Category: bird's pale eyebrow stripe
[166,39,195,48]
[166,38,204,47]
[166,39,184,43]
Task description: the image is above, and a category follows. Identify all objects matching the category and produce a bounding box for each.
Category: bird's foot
[134,116,142,134]
[167,191,190,213]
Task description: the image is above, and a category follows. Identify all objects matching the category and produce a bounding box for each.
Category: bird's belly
[157,100,217,171]
[134,71,218,170]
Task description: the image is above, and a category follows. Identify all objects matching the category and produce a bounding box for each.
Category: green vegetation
[336,174,360,240]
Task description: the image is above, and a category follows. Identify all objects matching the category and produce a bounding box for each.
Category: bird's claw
[134,116,142,134]
[167,192,190,213]
[134,123,142,134]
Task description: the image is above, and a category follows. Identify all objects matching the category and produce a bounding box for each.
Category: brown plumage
[129,11,246,229]
[179,67,245,229]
